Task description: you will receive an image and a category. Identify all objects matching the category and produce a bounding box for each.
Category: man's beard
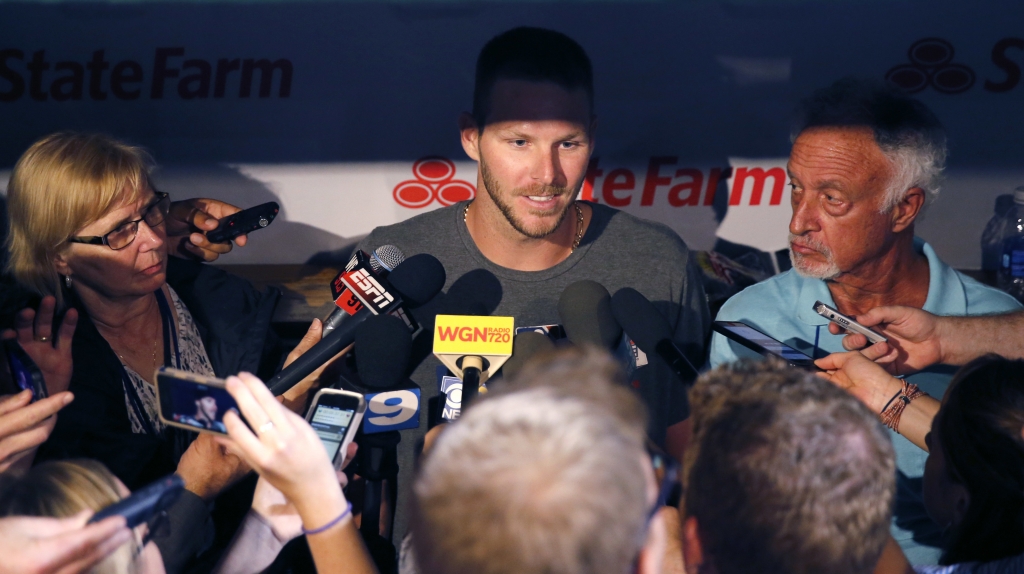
[479,159,576,239]
[789,233,841,280]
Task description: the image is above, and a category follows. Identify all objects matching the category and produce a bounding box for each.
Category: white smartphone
[306,388,366,469]
[812,301,888,345]
[156,367,237,435]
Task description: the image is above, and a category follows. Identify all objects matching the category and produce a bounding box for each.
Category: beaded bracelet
[302,502,353,536]
[879,379,926,433]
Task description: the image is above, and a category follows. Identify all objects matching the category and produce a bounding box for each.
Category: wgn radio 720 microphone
[267,253,445,396]
[433,314,514,413]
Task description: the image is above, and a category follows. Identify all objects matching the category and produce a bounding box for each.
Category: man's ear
[891,187,925,233]
[458,112,481,162]
[681,515,706,574]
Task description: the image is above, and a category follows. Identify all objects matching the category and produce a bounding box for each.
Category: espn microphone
[267,253,446,396]
[433,314,514,411]
[324,245,405,336]
[500,331,555,381]
[610,287,700,385]
[558,280,622,350]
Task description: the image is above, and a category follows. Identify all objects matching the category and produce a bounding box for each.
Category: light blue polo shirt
[709,239,1022,565]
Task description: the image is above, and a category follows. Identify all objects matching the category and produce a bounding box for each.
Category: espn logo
[341,268,395,314]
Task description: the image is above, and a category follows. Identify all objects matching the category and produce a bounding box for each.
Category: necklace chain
[464,201,585,253]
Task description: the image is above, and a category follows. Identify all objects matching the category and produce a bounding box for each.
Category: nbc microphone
[267,253,446,396]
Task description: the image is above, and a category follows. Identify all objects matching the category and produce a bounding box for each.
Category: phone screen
[309,402,357,460]
[157,372,237,434]
[713,322,816,368]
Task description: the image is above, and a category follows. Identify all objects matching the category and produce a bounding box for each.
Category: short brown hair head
[5,132,152,305]
[685,360,896,574]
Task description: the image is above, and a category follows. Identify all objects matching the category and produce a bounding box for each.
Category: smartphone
[155,367,238,435]
[712,321,818,370]
[88,473,184,529]
[812,301,888,345]
[206,201,279,244]
[306,389,366,469]
[2,339,48,401]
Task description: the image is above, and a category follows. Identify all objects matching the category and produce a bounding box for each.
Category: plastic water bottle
[997,186,1024,302]
[981,194,1015,272]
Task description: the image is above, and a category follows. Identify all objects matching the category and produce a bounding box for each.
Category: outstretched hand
[166,198,247,262]
[814,351,902,413]
[216,372,349,531]
[827,306,944,374]
[0,512,131,574]
[2,296,76,395]
[0,390,74,473]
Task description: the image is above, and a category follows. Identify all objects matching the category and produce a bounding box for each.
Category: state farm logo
[885,38,975,94]
[393,157,476,208]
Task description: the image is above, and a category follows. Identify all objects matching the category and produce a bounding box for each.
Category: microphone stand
[356,430,401,574]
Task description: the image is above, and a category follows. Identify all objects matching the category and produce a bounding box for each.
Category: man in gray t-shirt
[357,27,709,544]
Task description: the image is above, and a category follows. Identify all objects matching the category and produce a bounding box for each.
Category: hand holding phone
[813,301,888,345]
[306,389,366,470]
[156,368,237,435]
[206,202,279,244]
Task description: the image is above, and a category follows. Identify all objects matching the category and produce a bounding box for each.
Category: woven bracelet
[880,380,926,433]
[302,502,353,536]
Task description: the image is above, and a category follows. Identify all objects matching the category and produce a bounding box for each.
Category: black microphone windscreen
[388,254,446,307]
[501,331,555,381]
[355,314,413,389]
[610,287,673,353]
[558,280,622,350]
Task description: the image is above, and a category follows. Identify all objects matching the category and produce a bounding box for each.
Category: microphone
[267,253,446,396]
[610,288,700,385]
[348,313,416,567]
[499,331,555,381]
[354,313,421,434]
[558,280,622,349]
[324,245,406,336]
[433,314,514,411]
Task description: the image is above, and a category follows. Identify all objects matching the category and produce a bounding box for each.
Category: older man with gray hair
[709,78,1022,564]
[409,348,669,574]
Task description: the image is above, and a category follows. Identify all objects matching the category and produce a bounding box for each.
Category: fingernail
[62,393,74,404]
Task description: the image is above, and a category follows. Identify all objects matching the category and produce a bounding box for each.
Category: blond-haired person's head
[0,459,164,574]
[5,132,164,306]
[412,347,667,574]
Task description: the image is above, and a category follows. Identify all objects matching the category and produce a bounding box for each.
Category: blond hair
[412,347,651,574]
[0,459,135,574]
[4,132,152,304]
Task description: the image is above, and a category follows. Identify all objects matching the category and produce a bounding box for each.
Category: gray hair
[791,77,947,211]
[412,383,650,574]
[686,360,896,574]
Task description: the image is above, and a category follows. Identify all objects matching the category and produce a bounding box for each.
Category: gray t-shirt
[356,200,710,539]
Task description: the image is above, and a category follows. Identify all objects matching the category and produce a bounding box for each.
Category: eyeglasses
[68,192,170,251]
